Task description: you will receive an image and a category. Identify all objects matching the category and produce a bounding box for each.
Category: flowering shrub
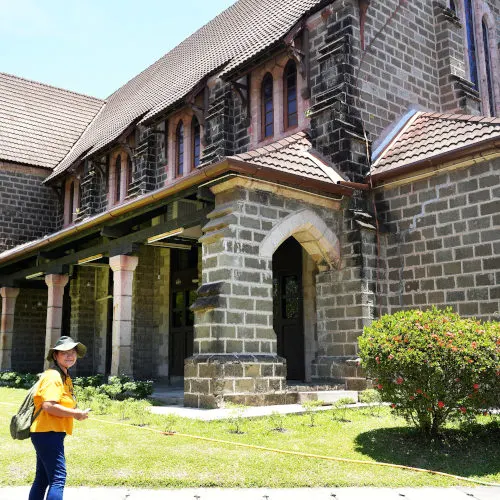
[358,308,500,436]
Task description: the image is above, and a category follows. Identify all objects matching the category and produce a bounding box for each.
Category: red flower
[388,354,394,360]
[437,401,445,409]
[473,383,480,391]
[391,404,396,409]
[459,407,467,414]
[396,377,404,385]
[377,384,383,390]
[375,356,380,364]
[409,396,415,401]
[471,341,477,349]
[416,388,423,394]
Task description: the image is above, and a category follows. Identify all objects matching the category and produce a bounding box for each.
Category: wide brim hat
[46,336,87,361]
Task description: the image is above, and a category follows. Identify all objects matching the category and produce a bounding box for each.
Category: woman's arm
[41,401,89,421]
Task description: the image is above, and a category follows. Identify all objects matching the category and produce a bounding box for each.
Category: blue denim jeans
[29,432,67,500]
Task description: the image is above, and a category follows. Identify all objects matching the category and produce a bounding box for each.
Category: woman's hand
[74,409,90,421]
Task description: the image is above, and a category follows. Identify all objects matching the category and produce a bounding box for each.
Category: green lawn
[1,387,499,488]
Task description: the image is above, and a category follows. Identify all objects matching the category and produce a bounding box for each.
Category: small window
[261,73,274,138]
[482,19,495,116]
[192,117,201,168]
[176,121,184,177]
[449,0,456,12]
[464,0,478,89]
[68,181,75,222]
[114,155,121,203]
[126,155,133,193]
[284,61,298,129]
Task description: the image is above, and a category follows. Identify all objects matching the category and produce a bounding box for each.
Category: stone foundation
[184,353,292,408]
[311,355,367,391]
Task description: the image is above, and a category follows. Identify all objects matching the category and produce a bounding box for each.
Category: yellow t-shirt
[30,368,76,435]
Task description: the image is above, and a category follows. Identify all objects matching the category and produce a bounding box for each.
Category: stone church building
[0,0,498,407]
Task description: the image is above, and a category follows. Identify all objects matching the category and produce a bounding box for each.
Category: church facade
[0,0,499,407]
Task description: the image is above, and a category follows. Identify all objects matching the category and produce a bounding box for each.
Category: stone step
[296,390,359,404]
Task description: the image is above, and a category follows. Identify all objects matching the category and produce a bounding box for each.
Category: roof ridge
[421,111,500,125]
[0,72,105,104]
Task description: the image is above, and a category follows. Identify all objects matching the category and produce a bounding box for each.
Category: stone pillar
[109,255,138,376]
[0,287,20,370]
[185,185,287,408]
[44,274,69,368]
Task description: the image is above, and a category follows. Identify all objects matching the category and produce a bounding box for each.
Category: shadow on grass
[354,422,500,479]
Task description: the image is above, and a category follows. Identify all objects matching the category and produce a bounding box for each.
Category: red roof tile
[371,112,500,180]
[228,132,346,184]
[0,73,104,170]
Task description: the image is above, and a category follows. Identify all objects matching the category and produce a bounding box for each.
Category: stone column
[109,255,138,376]
[44,274,69,368]
[0,287,20,370]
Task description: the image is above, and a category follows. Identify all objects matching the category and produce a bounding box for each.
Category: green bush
[1,371,153,400]
[358,307,500,436]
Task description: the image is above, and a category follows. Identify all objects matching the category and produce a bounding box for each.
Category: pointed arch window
[114,154,121,203]
[464,0,479,89]
[68,181,75,223]
[482,18,495,116]
[192,117,201,168]
[261,73,274,138]
[284,61,298,129]
[449,0,456,12]
[176,121,184,177]
[126,155,133,194]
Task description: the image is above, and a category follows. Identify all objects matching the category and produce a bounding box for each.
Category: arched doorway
[272,237,305,381]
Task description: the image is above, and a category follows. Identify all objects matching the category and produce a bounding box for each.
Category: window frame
[175,120,184,178]
[261,72,274,139]
[283,60,298,130]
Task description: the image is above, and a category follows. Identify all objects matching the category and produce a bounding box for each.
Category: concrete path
[1,487,499,500]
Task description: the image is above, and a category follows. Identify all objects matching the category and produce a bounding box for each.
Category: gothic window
[192,116,201,168]
[482,18,495,116]
[449,0,457,12]
[464,0,479,89]
[126,155,133,194]
[68,181,75,223]
[114,154,121,203]
[261,73,274,138]
[176,121,184,177]
[284,60,298,129]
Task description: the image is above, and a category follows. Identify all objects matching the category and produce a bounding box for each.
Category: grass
[1,387,499,488]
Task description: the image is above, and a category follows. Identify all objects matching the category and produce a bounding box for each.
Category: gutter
[368,138,500,184]
[0,157,354,267]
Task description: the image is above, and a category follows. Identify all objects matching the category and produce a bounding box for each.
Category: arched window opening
[284,61,298,129]
[176,121,184,177]
[482,19,495,116]
[126,155,133,194]
[449,0,456,13]
[192,117,201,168]
[261,73,274,138]
[464,0,478,89]
[114,155,121,203]
[68,181,75,223]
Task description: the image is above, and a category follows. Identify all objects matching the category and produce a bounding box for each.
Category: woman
[29,336,90,500]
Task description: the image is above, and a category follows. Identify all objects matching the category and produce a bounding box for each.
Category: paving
[0,486,499,500]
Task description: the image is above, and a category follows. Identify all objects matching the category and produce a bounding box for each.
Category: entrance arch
[261,209,341,381]
[260,209,340,269]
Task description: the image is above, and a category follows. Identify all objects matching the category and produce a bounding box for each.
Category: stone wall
[376,157,500,321]
[11,288,47,373]
[0,162,59,252]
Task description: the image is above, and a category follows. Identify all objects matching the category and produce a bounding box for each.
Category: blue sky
[0,0,235,99]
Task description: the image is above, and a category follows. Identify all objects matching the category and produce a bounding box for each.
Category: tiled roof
[228,132,346,184]
[47,0,324,181]
[0,73,104,170]
[371,111,500,179]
